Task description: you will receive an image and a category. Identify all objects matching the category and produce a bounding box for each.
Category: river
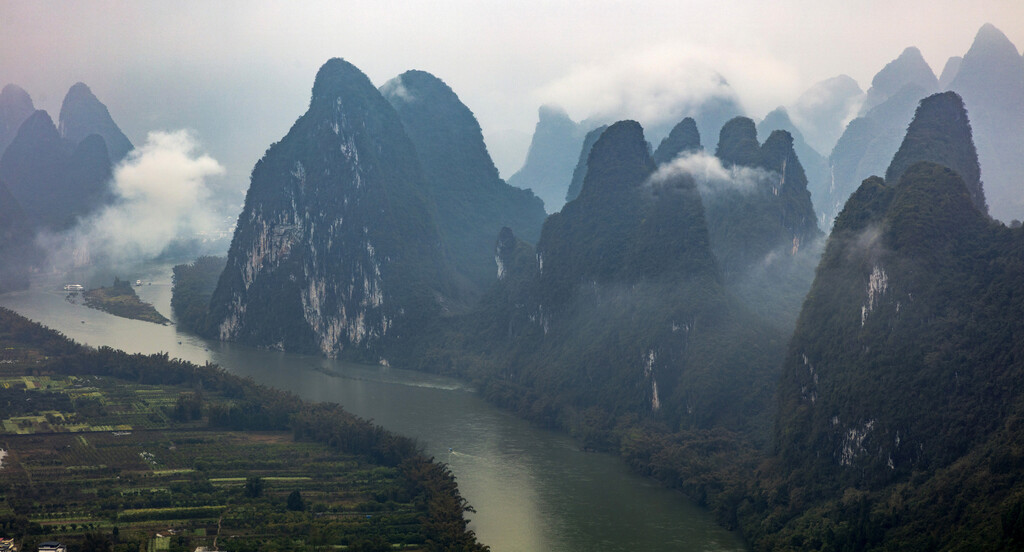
[1,268,746,552]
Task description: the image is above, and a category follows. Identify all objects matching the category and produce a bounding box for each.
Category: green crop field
[0,308,486,551]
[0,370,432,551]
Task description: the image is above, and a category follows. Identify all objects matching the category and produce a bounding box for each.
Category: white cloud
[535,43,801,127]
[58,130,225,265]
[650,151,778,196]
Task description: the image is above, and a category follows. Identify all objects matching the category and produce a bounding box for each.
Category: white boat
[63,284,84,292]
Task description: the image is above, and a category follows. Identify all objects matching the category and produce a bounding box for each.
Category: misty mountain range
[3,20,1024,551]
[504,23,1023,231]
[818,23,1024,226]
[0,82,133,289]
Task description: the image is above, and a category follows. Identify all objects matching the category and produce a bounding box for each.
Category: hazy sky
[2,0,1022,187]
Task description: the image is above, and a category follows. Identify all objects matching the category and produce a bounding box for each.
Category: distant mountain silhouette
[0,84,35,159]
[789,75,864,155]
[947,23,1024,222]
[860,47,937,114]
[759,107,830,223]
[381,70,546,296]
[564,124,607,204]
[58,82,133,163]
[507,105,587,213]
[0,110,113,231]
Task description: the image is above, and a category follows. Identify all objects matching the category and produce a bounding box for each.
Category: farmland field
[0,308,484,552]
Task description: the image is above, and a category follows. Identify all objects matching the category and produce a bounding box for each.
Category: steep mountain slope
[463,121,786,444]
[507,105,585,212]
[0,180,34,292]
[761,160,1024,550]
[885,91,985,213]
[758,107,830,220]
[207,58,452,361]
[860,47,938,114]
[938,56,964,89]
[0,84,35,159]
[947,23,1024,222]
[564,124,607,204]
[0,110,114,231]
[640,92,745,155]
[651,117,702,166]
[823,83,928,227]
[380,70,546,294]
[705,117,821,279]
[58,82,134,163]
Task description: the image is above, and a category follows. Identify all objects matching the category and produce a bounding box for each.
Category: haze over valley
[2,2,1024,550]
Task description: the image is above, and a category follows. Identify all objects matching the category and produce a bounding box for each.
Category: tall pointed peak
[972,23,1017,51]
[1,84,33,111]
[949,23,1024,102]
[508,104,584,211]
[861,47,937,115]
[382,66,545,290]
[565,124,609,203]
[12,109,60,144]
[578,120,652,200]
[538,104,573,123]
[652,117,701,165]
[64,82,95,101]
[0,84,36,157]
[715,116,760,167]
[759,107,803,141]
[871,47,937,93]
[58,82,132,163]
[309,58,382,108]
[938,56,963,89]
[381,70,454,107]
[885,91,984,214]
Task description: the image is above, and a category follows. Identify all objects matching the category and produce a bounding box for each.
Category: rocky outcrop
[207,58,452,360]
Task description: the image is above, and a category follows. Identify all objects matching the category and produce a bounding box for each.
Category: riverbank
[0,306,486,551]
[83,278,170,325]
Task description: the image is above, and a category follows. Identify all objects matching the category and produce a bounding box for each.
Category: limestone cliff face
[776,161,1020,494]
[207,58,450,360]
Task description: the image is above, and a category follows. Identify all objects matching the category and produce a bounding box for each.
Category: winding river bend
[1,268,746,552]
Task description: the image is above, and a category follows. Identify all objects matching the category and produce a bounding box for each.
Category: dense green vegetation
[418,121,788,453]
[705,117,822,280]
[749,161,1024,551]
[0,307,486,551]
[885,91,985,213]
[170,256,225,332]
[84,277,170,325]
[170,64,1022,551]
